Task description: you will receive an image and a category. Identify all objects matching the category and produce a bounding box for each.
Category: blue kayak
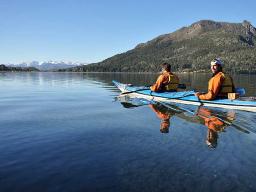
[113,80,256,112]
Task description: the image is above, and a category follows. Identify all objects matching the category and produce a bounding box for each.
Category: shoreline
[1,71,256,75]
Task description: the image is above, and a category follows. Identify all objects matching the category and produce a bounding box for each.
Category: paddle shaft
[121,83,186,95]
[145,83,186,89]
[121,88,150,95]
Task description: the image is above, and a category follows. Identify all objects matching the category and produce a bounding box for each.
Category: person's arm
[199,75,224,100]
[150,75,164,92]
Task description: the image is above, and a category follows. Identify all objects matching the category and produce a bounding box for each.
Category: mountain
[37,61,83,71]
[6,61,83,71]
[0,64,39,72]
[63,20,256,73]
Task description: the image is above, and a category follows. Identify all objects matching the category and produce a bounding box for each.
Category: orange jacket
[150,71,179,92]
[199,72,225,100]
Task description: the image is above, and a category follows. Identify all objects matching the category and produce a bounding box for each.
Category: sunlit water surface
[0,72,256,192]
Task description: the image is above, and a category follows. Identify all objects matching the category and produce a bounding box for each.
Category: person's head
[206,129,218,148]
[160,119,170,133]
[210,58,223,74]
[226,111,236,121]
[161,63,171,72]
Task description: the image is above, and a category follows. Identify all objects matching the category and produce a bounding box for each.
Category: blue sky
[0,0,255,64]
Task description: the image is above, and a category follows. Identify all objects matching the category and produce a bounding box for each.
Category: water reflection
[1,72,255,95]
[149,104,174,133]
[115,94,251,149]
[196,107,236,148]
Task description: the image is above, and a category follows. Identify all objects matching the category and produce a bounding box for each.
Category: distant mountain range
[0,64,39,72]
[5,61,84,71]
[62,20,256,73]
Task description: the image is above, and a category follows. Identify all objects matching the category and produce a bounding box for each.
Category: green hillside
[62,20,256,73]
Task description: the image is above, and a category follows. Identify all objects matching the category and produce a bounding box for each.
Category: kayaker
[195,58,235,100]
[150,63,179,92]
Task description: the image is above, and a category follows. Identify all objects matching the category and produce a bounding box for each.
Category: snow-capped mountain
[6,61,84,71]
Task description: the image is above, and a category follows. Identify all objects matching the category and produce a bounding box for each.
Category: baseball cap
[211,58,223,66]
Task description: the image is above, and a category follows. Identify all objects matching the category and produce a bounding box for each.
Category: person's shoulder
[217,72,225,78]
[162,71,170,77]
[156,73,165,81]
[212,72,224,81]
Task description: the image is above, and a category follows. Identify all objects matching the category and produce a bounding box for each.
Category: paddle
[142,83,186,89]
[121,87,150,95]
[121,83,187,95]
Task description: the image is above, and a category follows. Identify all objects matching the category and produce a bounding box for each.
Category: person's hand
[194,92,201,97]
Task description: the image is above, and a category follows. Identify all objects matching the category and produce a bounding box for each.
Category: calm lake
[0,72,256,192]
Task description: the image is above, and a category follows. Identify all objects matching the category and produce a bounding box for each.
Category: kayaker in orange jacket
[150,63,179,92]
[195,58,235,100]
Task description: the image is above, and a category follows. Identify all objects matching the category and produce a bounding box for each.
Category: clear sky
[0,0,255,64]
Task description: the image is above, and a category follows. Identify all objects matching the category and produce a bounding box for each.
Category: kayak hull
[113,80,256,112]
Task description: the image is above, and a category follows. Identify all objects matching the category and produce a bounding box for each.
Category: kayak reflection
[115,94,247,149]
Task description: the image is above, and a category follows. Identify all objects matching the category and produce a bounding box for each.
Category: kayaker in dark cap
[150,63,179,92]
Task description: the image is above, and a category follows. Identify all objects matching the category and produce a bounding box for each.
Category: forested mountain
[0,64,39,72]
[62,20,256,73]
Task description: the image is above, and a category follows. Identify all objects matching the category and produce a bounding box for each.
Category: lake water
[0,72,256,192]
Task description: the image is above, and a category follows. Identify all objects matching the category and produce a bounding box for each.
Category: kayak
[113,80,256,112]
